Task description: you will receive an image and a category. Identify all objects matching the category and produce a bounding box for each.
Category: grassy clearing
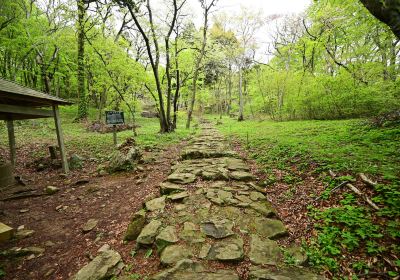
[0,105,196,161]
[213,117,399,179]
[212,115,400,278]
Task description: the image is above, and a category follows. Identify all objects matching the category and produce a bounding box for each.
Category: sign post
[105,111,125,147]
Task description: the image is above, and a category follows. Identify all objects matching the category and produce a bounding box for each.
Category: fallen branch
[314,181,349,201]
[359,173,377,187]
[346,183,380,210]
[328,170,380,211]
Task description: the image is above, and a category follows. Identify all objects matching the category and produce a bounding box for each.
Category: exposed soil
[0,141,186,279]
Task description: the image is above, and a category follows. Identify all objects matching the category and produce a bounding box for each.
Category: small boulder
[201,219,234,239]
[249,234,281,265]
[44,186,59,195]
[137,220,162,245]
[124,209,146,241]
[156,226,179,251]
[71,250,123,280]
[160,245,192,265]
[145,197,166,212]
[82,219,98,233]
[167,173,196,185]
[69,154,84,170]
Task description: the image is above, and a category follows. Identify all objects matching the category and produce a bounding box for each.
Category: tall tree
[186,0,217,129]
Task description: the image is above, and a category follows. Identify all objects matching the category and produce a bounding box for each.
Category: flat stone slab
[208,236,244,261]
[249,266,323,280]
[250,201,276,217]
[0,222,13,242]
[156,226,179,251]
[152,259,239,280]
[201,219,234,239]
[137,220,162,245]
[146,197,166,211]
[160,182,186,195]
[167,173,196,184]
[249,234,281,265]
[71,250,123,280]
[229,171,254,181]
[253,217,288,239]
[124,209,146,241]
[160,245,192,265]
[168,191,189,201]
[82,219,98,233]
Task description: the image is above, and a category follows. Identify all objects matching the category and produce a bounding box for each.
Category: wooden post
[52,105,69,173]
[113,125,117,146]
[6,120,16,166]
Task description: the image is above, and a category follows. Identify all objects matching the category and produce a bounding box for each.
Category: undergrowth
[214,115,400,279]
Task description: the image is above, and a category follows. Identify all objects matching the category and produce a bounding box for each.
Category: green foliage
[144,249,153,258]
[215,116,400,277]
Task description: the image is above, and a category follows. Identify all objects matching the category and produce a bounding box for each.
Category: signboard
[105,111,124,125]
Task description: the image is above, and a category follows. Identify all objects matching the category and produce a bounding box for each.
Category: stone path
[73,122,323,280]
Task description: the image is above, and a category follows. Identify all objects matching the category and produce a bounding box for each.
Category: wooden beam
[52,105,69,174]
[0,104,53,118]
[6,120,16,166]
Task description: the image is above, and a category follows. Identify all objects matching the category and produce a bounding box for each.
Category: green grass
[212,115,400,278]
[212,116,400,179]
[0,105,196,161]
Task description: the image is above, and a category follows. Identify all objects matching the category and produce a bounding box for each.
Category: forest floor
[0,106,196,279]
[212,116,400,279]
[0,112,399,279]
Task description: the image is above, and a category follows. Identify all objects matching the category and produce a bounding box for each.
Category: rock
[82,219,98,233]
[201,219,234,239]
[235,195,253,204]
[15,229,35,239]
[208,236,244,261]
[137,220,162,245]
[159,182,186,195]
[0,222,13,242]
[179,222,205,244]
[226,159,249,171]
[98,244,111,253]
[156,226,179,251]
[250,201,276,217]
[2,246,45,258]
[44,241,55,247]
[286,245,308,265]
[44,186,60,195]
[124,209,146,241]
[167,173,196,185]
[253,217,288,239]
[21,246,46,255]
[168,192,189,201]
[69,154,84,170]
[107,147,142,173]
[249,192,266,201]
[152,259,239,280]
[249,234,281,265]
[248,266,323,280]
[199,244,211,259]
[71,250,124,280]
[152,259,204,280]
[160,245,192,265]
[229,171,254,181]
[174,204,187,211]
[145,197,166,211]
[217,190,233,202]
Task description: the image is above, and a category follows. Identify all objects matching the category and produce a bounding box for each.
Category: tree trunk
[238,65,244,121]
[77,0,88,120]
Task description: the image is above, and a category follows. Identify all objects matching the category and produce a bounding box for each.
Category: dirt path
[73,122,322,280]
[0,142,186,279]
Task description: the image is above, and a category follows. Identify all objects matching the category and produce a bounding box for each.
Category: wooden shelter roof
[0,77,72,120]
